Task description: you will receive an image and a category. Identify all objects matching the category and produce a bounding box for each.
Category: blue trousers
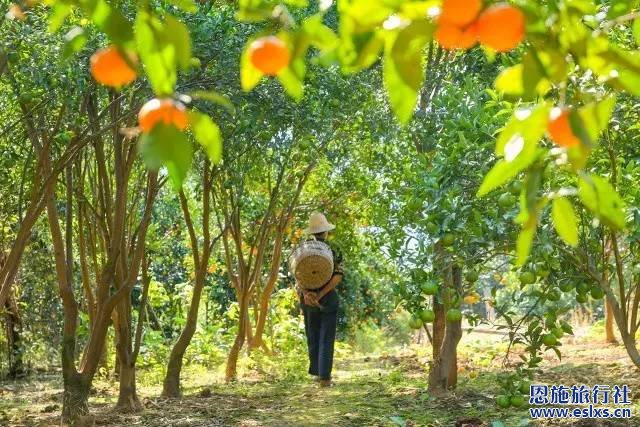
[302,290,338,380]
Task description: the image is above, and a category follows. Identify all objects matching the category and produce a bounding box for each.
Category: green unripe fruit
[510,395,525,407]
[421,282,438,295]
[441,233,455,247]
[590,287,604,300]
[446,308,462,322]
[518,381,532,395]
[498,192,515,208]
[496,395,511,408]
[545,313,557,326]
[519,271,536,285]
[408,317,423,329]
[576,293,589,304]
[559,282,574,293]
[534,262,550,278]
[576,283,590,294]
[465,270,479,283]
[426,222,439,234]
[418,309,435,323]
[547,289,561,302]
[551,327,565,339]
[509,181,523,195]
[542,333,558,346]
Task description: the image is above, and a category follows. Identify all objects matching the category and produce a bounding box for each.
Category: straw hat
[304,212,335,235]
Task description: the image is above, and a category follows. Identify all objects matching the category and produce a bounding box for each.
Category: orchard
[0,0,639,425]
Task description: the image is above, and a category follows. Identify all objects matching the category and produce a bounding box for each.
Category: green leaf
[48,3,71,32]
[281,31,307,98]
[303,15,339,51]
[240,39,264,92]
[551,197,579,246]
[516,223,536,266]
[383,21,432,124]
[82,0,133,45]
[167,0,197,12]
[578,174,626,230]
[188,111,222,163]
[188,90,235,114]
[478,104,550,197]
[496,52,551,99]
[62,27,87,58]
[139,124,193,189]
[607,0,634,18]
[135,11,177,96]
[495,64,524,96]
[495,105,549,156]
[634,19,640,45]
[575,96,616,146]
[165,14,192,70]
[277,67,304,101]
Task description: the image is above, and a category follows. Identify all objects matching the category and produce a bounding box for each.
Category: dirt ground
[1,330,639,426]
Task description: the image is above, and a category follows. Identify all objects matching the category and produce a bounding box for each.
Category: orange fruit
[547,108,580,148]
[439,0,482,27]
[90,46,138,87]
[477,4,525,52]
[249,36,290,76]
[138,98,189,133]
[436,21,478,50]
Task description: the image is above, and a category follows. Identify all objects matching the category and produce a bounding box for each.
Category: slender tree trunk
[114,298,142,411]
[249,234,284,351]
[432,298,445,359]
[162,271,206,397]
[225,291,248,382]
[0,198,47,308]
[428,265,463,393]
[4,295,24,379]
[605,297,617,343]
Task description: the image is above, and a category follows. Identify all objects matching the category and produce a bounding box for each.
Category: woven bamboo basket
[289,240,334,290]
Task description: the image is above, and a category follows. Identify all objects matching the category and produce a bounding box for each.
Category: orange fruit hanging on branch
[138,98,189,133]
[477,4,525,52]
[439,0,482,27]
[90,45,138,88]
[249,36,290,76]
[435,21,478,50]
[547,107,581,148]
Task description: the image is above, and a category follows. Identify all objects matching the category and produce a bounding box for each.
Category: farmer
[298,212,343,387]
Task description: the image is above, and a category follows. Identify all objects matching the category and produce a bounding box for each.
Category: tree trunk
[432,297,445,359]
[605,297,617,343]
[428,265,463,393]
[249,233,284,351]
[61,371,91,422]
[4,295,24,379]
[162,271,206,397]
[116,361,141,411]
[114,297,141,412]
[225,292,248,382]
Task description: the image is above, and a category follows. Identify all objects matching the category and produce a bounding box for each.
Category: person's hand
[303,291,320,307]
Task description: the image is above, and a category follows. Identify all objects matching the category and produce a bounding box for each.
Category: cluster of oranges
[90,36,291,134]
[435,0,525,52]
[90,45,189,134]
[248,36,291,76]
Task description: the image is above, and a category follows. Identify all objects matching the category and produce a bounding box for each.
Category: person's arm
[318,246,344,300]
[297,282,321,307]
[317,273,342,300]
